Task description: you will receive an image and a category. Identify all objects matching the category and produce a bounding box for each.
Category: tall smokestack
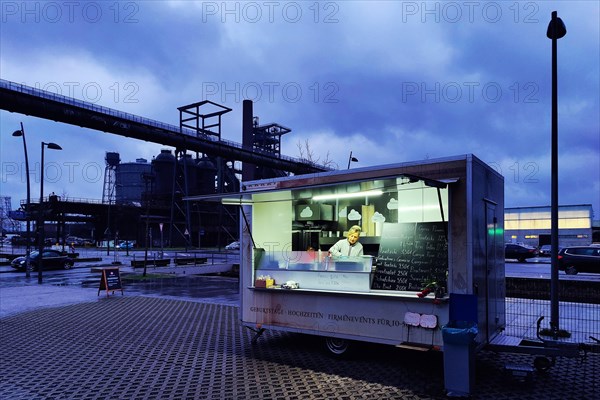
[241,99,255,183]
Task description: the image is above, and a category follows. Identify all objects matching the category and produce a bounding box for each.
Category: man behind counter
[328,225,364,257]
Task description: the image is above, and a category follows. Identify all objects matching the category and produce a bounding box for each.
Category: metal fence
[504,277,600,344]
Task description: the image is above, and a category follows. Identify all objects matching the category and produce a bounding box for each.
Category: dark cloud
[1,1,598,215]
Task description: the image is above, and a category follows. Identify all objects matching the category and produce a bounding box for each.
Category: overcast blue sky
[1,1,598,216]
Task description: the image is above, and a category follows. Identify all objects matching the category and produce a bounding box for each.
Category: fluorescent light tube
[221,198,253,205]
[312,190,383,201]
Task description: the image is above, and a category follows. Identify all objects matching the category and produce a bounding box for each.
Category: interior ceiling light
[221,198,253,205]
[312,189,383,201]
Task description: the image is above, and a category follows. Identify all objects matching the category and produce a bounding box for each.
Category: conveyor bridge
[0,79,328,175]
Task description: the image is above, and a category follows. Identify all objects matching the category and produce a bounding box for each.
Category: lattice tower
[102,152,120,204]
[0,196,19,232]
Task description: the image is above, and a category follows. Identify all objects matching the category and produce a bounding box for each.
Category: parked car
[10,249,75,271]
[10,235,35,246]
[539,245,551,256]
[116,240,136,249]
[79,238,95,246]
[558,246,600,275]
[505,243,538,262]
[538,244,563,257]
[66,236,93,246]
[225,241,240,250]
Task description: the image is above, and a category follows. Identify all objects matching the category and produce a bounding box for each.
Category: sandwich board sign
[98,267,124,297]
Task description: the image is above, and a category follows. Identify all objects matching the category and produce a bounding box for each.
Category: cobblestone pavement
[1,295,598,399]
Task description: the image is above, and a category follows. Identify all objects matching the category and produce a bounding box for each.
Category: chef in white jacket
[328,225,363,257]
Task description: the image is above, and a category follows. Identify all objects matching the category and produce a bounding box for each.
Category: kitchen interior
[289,176,448,256]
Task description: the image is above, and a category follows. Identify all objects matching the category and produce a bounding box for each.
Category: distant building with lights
[504,204,595,248]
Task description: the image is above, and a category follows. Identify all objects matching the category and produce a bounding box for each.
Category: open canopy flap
[184,174,456,206]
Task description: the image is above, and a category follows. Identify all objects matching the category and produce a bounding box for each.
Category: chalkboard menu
[98,267,124,297]
[371,222,448,291]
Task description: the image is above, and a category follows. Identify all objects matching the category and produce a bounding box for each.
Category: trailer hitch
[579,336,600,359]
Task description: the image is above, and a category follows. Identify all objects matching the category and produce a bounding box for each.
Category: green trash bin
[442,321,478,344]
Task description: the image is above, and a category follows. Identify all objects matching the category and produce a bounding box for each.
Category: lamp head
[46,142,62,150]
[12,130,23,137]
[546,11,566,39]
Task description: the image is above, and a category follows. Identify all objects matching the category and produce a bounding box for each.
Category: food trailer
[197,154,504,395]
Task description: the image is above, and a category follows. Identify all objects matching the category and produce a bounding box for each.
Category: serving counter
[255,253,374,292]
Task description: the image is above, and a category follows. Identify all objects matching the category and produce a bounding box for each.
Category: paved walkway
[1,281,598,399]
[0,284,97,318]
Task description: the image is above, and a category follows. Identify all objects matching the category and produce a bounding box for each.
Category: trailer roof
[185,172,454,206]
[185,155,479,206]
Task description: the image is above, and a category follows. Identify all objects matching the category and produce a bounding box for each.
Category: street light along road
[11,123,32,278]
[37,141,63,284]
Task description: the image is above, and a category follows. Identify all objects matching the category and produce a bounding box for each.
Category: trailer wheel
[324,337,351,357]
[534,356,553,372]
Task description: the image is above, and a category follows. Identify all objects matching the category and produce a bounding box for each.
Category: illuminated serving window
[245,175,449,293]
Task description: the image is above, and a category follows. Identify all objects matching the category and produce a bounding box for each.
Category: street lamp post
[347,151,358,169]
[12,123,32,278]
[37,141,62,284]
[546,11,566,337]
[141,172,155,278]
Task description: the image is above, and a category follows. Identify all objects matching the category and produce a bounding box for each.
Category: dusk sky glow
[1,1,598,216]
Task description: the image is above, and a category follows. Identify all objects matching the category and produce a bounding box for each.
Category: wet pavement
[0,273,240,319]
[0,253,240,318]
[0,246,239,300]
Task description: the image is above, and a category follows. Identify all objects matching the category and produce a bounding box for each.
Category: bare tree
[296,139,338,169]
